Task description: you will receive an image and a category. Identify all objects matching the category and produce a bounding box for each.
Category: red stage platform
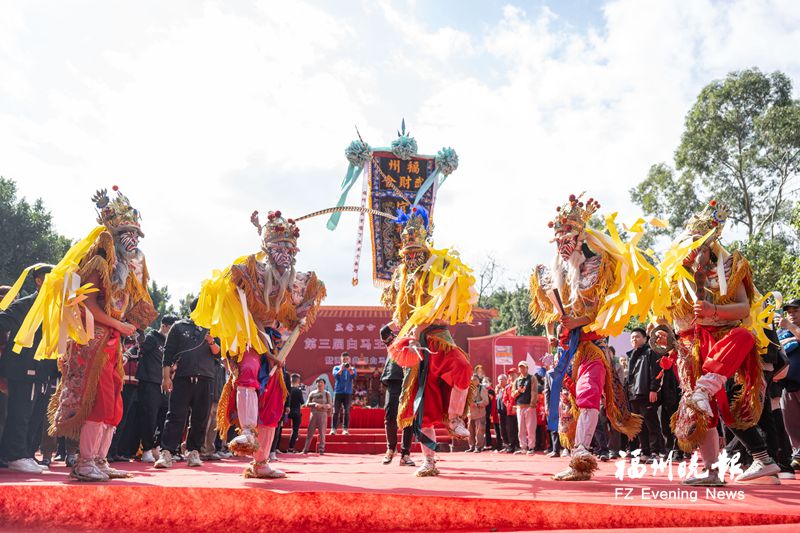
[0,451,797,532]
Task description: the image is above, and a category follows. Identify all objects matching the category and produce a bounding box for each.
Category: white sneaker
[343,430,350,436]
[736,459,781,483]
[447,417,470,438]
[268,451,278,462]
[7,458,46,474]
[560,449,570,457]
[154,450,174,469]
[141,450,156,463]
[778,471,796,480]
[187,450,203,467]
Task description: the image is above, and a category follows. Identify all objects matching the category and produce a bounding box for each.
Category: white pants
[517,405,537,451]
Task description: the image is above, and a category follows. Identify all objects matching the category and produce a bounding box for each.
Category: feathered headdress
[92,186,143,236]
[395,205,431,253]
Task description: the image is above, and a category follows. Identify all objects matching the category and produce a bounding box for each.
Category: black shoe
[54,454,65,462]
[465,447,474,453]
[505,448,515,454]
[599,452,610,462]
[36,458,52,467]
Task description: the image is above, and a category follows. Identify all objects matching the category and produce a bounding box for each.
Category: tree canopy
[631,68,800,293]
[0,177,71,291]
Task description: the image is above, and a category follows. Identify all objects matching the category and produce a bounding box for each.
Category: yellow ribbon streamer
[397,247,477,338]
[12,226,106,359]
[191,252,269,360]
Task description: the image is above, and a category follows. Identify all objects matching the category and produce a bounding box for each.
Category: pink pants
[575,358,605,411]
[237,350,261,389]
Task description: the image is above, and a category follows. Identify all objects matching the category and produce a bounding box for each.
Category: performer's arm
[545,322,558,348]
[693,283,750,321]
[204,334,220,355]
[559,315,591,331]
[83,286,135,336]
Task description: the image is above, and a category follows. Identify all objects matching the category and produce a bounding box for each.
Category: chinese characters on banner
[369,153,436,283]
[299,318,387,368]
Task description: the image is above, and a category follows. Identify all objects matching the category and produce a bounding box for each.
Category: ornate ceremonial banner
[328,120,459,286]
[368,152,435,284]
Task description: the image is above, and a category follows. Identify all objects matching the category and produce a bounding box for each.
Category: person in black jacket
[626,327,665,461]
[154,304,220,469]
[286,374,305,452]
[135,315,177,463]
[379,324,415,466]
[0,264,52,474]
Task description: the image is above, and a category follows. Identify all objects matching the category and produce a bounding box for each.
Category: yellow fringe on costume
[396,248,477,338]
[6,226,107,359]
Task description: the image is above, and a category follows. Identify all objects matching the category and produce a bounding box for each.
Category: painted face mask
[268,243,297,270]
[402,249,429,271]
[117,230,140,255]
[555,230,578,261]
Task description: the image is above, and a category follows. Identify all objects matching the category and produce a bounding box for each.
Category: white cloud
[1,0,799,305]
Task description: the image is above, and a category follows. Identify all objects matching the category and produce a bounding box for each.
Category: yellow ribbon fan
[191,252,271,360]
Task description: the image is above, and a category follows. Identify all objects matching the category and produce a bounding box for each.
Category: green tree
[777,205,800,298]
[630,164,703,239]
[148,280,176,329]
[482,284,543,336]
[674,68,799,239]
[178,292,197,318]
[631,68,800,292]
[0,177,71,289]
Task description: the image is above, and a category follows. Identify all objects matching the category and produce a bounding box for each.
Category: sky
[2,0,800,306]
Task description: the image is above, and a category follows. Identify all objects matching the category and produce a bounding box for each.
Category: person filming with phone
[330,352,357,436]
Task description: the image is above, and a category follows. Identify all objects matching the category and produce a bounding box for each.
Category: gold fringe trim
[529,269,558,326]
[570,454,599,476]
[298,273,326,332]
[728,345,764,430]
[397,363,419,430]
[559,392,580,450]
[671,400,710,454]
[48,330,113,440]
[217,378,236,440]
[716,252,754,305]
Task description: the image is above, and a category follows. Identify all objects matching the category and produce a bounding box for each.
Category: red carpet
[1,453,798,532]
